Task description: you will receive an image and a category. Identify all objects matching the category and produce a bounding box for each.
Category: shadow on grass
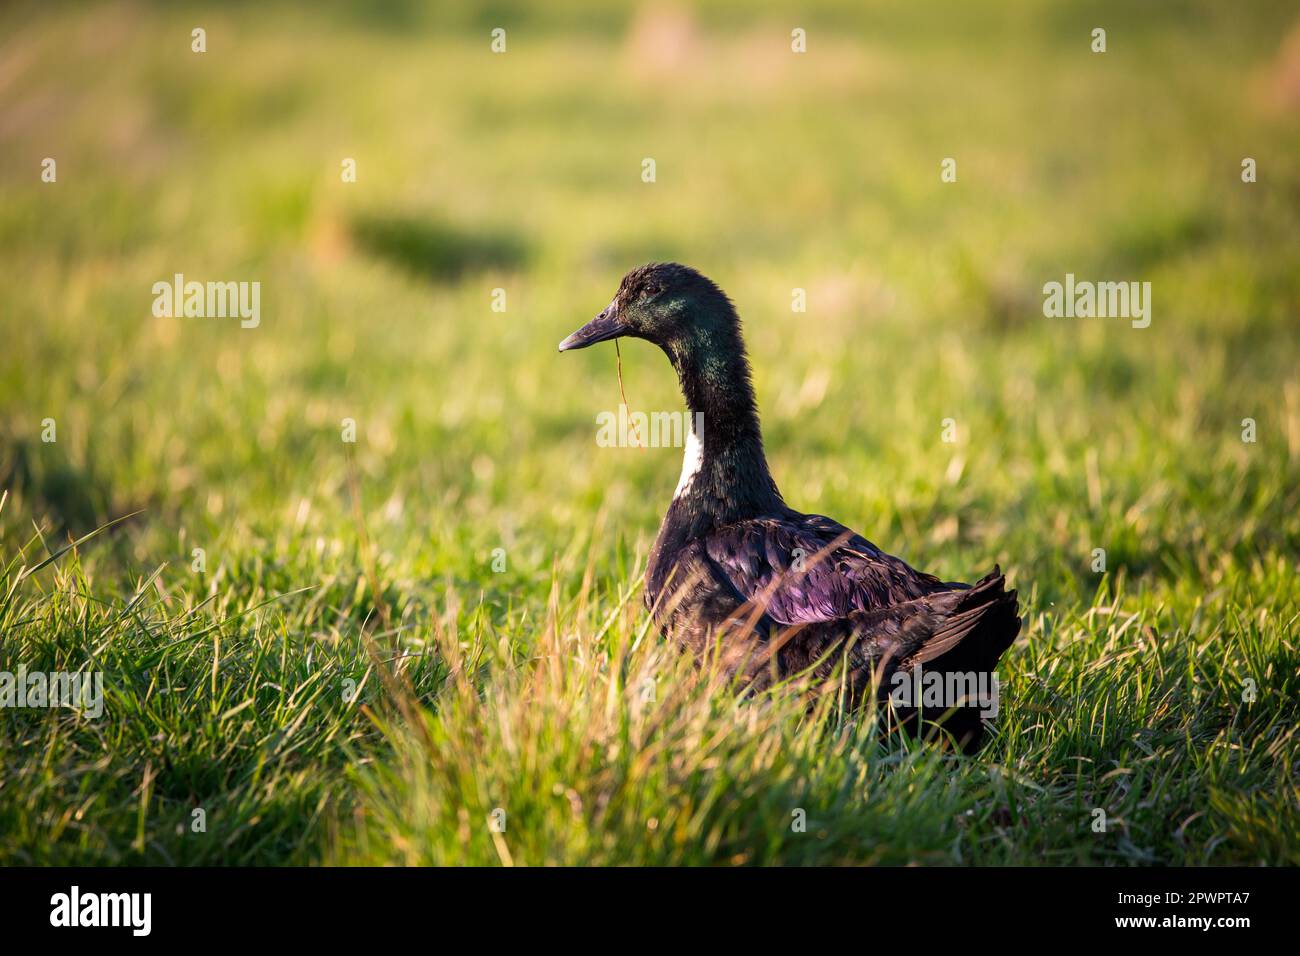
[349,212,529,282]
[1104,202,1219,272]
[0,437,114,535]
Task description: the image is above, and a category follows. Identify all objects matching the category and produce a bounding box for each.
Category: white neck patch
[673,425,704,500]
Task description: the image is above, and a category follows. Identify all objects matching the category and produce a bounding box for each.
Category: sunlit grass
[0,0,1297,864]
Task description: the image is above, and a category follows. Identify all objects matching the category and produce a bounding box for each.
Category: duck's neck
[662,317,785,531]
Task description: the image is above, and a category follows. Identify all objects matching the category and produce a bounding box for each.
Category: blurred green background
[0,0,1297,865]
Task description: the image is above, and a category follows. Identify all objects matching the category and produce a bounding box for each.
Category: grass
[1,0,1298,866]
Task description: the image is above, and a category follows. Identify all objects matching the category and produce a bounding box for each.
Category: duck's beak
[558,301,629,352]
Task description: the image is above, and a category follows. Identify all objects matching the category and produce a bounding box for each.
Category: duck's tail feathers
[894,566,1021,753]
[910,565,1020,666]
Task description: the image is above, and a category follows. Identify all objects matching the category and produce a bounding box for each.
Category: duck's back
[646,509,1021,751]
[700,512,949,620]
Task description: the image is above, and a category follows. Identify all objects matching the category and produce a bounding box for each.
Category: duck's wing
[702,513,948,626]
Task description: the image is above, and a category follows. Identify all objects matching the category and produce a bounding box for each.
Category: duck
[559,263,1021,752]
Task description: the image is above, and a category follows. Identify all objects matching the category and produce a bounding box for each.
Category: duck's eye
[641,285,660,300]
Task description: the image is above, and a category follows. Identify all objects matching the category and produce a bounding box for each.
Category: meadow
[0,0,1297,865]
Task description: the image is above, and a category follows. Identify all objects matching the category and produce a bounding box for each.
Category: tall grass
[3,487,1295,864]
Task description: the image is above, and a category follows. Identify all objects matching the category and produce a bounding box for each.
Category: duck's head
[558,262,738,356]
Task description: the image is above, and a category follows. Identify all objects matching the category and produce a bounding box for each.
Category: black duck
[560,263,1021,752]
